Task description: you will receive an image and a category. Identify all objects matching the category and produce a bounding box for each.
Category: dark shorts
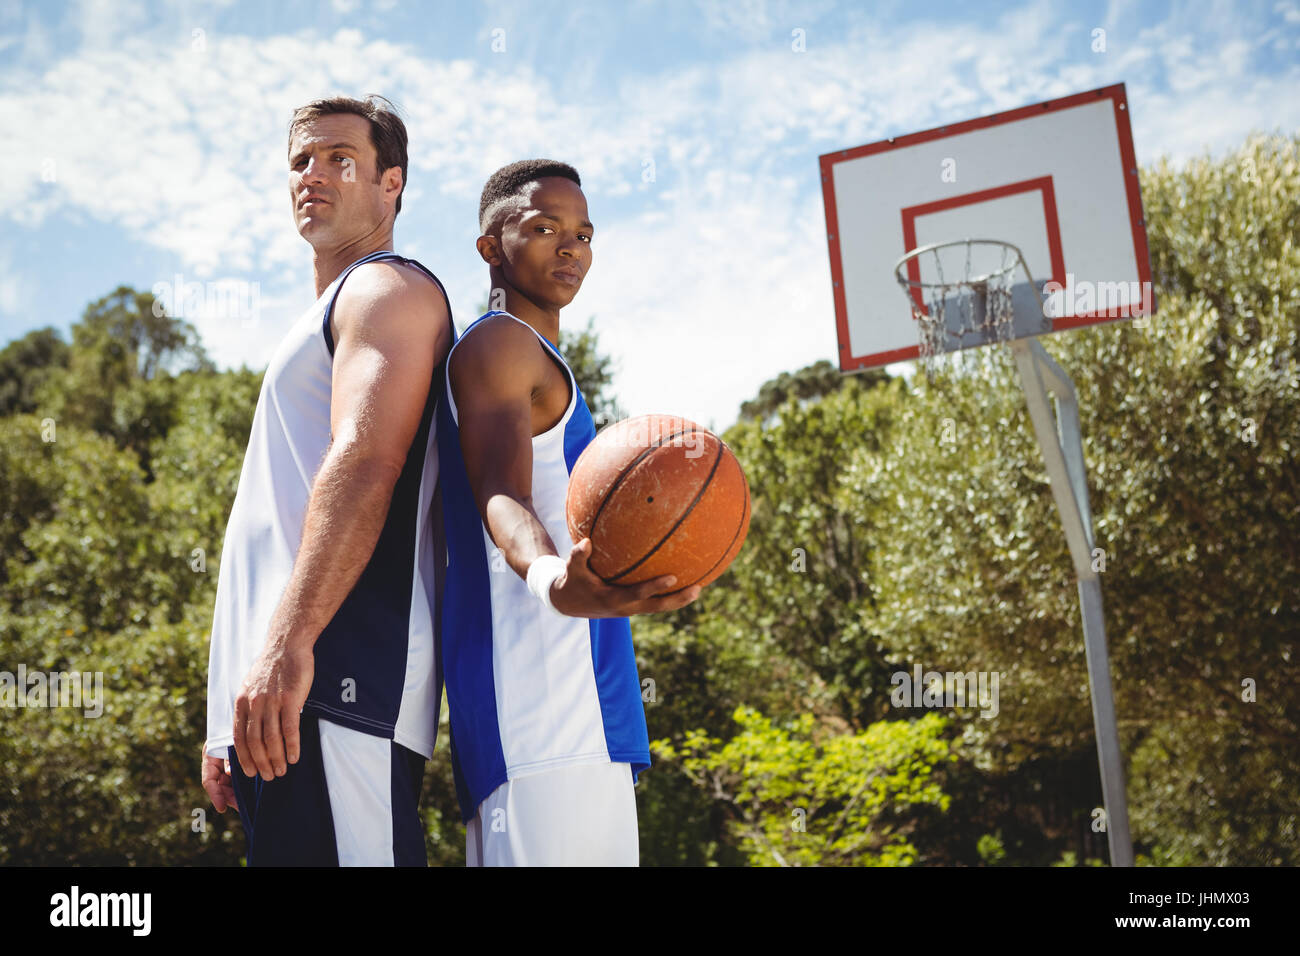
[228,713,426,866]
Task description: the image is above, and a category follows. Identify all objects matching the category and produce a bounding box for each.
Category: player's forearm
[482,488,560,579]
[265,445,401,651]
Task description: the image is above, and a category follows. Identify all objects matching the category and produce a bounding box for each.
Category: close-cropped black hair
[478,159,581,234]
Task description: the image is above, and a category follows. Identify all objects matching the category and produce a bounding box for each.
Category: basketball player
[199,96,453,866]
[436,160,701,866]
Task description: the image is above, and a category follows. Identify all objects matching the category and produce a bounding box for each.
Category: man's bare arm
[451,316,561,578]
[232,262,451,782]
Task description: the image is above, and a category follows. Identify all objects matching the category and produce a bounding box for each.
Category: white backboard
[820,84,1155,371]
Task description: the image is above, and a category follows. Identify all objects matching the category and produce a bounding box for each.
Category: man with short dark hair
[200,95,453,866]
[437,159,701,865]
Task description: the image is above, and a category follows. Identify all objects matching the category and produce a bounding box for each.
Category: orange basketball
[566,414,751,594]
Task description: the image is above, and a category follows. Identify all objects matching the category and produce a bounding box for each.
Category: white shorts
[465,761,639,866]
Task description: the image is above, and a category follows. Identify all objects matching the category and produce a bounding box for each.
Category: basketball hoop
[893,239,1038,376]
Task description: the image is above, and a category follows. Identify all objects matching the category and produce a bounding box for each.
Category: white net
[894,239,1025,377]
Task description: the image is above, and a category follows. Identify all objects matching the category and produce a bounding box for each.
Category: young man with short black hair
[437,159,701,866]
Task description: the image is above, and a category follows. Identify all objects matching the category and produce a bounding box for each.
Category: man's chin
[550,285,582,310]
[296,218,333,242]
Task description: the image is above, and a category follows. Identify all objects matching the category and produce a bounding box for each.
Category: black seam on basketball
[586,428,692,542]
[679,466,750,590]
[604,440,725,584]
[658,482,749,597]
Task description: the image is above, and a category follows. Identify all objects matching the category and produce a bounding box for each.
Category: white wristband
[526,554,567,615]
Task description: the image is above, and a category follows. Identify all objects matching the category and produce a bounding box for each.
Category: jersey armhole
[322,253,454,358]
[445,313,576,438]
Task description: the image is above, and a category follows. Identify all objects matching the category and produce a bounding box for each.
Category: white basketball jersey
[205,251,451,760]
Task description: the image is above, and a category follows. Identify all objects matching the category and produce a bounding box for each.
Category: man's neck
[500,288,561,346]
[311,230,396,297]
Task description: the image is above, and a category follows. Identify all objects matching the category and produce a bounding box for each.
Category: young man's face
[494,176,594,311]
[287,113,399,246]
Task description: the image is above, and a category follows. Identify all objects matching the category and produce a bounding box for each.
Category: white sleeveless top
[435,311,650,821]
[205,251,451,760]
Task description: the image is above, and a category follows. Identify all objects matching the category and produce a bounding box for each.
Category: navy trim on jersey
[321,250,404,357]
[301,252,452,743]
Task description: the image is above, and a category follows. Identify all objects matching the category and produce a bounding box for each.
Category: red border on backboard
[819,83,1154,372]
[900,176,1066,314]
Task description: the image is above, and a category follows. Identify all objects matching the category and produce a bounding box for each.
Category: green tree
[34,286,212,470]
[738,359,885,423]
[655,708,959,866]
[862,133,1299,863]
[0,335,257,863]
[0,412,245,864]
[641,134,1298,866]
[145,367,264,618]
[0,600,243,865]
[0,416,170,634]
[0,327,69,416]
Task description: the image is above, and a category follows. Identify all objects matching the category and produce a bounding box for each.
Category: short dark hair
[288,94,409,216]
[479,159,581,234]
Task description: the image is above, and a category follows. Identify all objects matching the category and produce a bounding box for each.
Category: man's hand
[201,750,238,813]
[549,538,703,618]
[232,641,315,782]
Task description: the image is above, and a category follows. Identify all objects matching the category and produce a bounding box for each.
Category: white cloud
[573,172,837,429]
[54,0,150,50]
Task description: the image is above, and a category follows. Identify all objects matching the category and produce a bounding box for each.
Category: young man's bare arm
[451,317,699,619]
[450,317,559,576]
[231,262,450,783]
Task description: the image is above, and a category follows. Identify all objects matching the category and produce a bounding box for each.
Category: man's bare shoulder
[451,313,548,378]
[336,260,447,319]
[330,260,450,354]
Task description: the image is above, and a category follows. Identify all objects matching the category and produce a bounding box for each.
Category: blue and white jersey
[205,250,451,761]
[437,311,651,822]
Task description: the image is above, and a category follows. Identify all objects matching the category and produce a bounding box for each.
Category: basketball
[566,414,751,593]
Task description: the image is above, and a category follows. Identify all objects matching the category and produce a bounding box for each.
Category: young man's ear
[476,235,502,266]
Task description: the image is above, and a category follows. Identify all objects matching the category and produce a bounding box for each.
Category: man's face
[495,177,594,310]
[287,113,398,245]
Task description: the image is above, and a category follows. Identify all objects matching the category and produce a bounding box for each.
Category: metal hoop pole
[1011,338,1134,867]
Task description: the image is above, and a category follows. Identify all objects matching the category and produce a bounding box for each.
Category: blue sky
[2,0,1297,430]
